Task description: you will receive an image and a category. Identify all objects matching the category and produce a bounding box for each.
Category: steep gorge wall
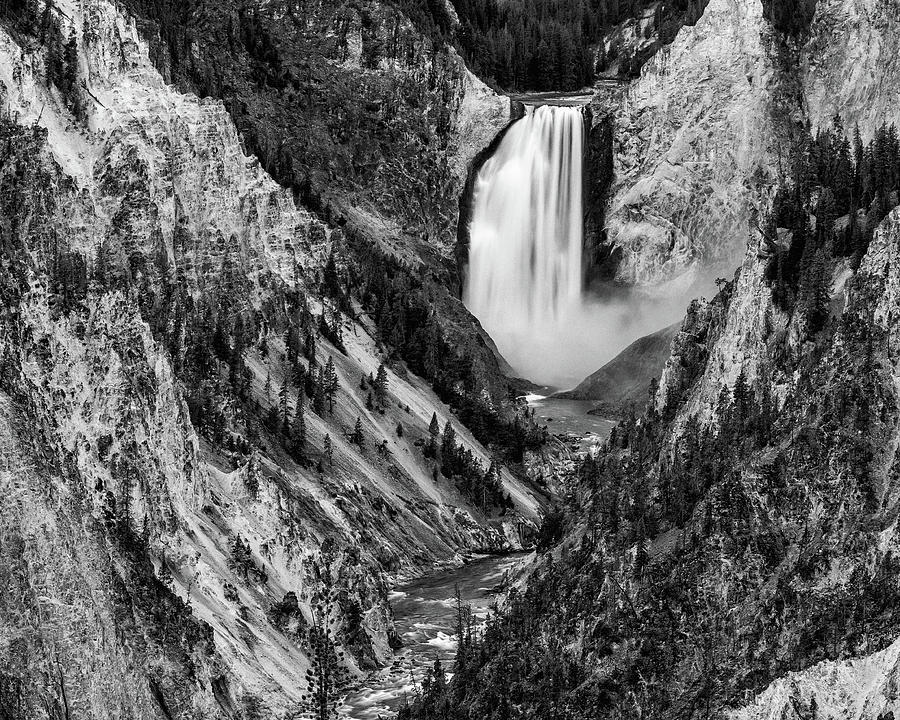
[113,0,525,405]
[589,0,779,288]
[588,0,900,290]
[0,0,541,716]
[120,0,513,272]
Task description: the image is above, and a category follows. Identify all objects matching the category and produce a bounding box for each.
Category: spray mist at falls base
[464,105,698,390]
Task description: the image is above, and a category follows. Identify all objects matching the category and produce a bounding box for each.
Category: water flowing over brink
[464,105,587,386]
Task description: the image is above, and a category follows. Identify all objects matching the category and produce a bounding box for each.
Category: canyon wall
[589,0,900,290]
[0,0,541,715]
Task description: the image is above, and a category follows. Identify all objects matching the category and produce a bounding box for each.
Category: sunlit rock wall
[0,0,540,715]
[591,0,900,289]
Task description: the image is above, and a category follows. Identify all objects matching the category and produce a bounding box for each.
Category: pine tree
[299,616,344,720]
[304,329,317,365]
[229,316,246,396]
[279,372,291,430]
[815,188,837,249]
[285,323,300,365]
[304,364,316,400]
[264,369,273,400]
[62,30,83,118]
[45,20,64,89]
[804,247,831,336]
[324,356,338,413]
[374,363,389,406]
[352,417,364,448]
[428,412,440,436]
[441,421,457,466]
[731,369,752,426]
[313,366,326,414]
[292,394,307,456]
[324,433,333,467]
[323,252,342,298]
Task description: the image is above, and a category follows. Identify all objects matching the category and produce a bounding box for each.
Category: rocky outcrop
[802,0,900,135]
[591,0,779,287]
[0,0,541,715]
[558,322,679,412]
[732,635,900,719]
[589,0,900,289]
[454,100,526,295]
[582,107,618,285]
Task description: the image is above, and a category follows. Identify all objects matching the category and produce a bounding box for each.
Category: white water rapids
[464,104,696,388]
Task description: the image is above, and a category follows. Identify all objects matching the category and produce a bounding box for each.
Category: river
[526,394,616,450]
[339,397,612,718]
[340,554,528,719]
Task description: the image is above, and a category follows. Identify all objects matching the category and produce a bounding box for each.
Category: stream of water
[340,554,528,719]
[527,395,616,446]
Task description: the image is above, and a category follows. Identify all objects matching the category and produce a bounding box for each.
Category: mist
[463,102,731,390]
[484,271,723,390]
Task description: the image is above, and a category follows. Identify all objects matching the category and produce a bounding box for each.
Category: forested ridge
[392,0,710,91]
[766,118,900,334]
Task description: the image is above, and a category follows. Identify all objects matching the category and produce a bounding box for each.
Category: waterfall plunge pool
[525,394,616,448]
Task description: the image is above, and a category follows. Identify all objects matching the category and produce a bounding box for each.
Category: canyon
[2,0,900,718]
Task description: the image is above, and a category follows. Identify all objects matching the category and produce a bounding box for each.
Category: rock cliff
[589,0,900,289]
[0,0,540,715]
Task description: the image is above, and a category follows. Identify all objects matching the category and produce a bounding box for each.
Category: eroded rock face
[730,636,900,719]
[122,0,513,267]
[582,108,617,285]
[802,0,900,135]
[0,0,540,715]
[590,0,900,289]
[593,0,777,287]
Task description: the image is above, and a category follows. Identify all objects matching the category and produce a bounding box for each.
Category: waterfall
[464,105,587,385]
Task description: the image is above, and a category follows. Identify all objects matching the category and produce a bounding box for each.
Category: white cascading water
[466,104,585,328]
[465,104,704,388]
[465,105,588,387]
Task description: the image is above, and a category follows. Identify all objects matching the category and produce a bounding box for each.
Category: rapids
[340,555,526,719]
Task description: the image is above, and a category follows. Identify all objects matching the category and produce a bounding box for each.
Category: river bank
[341,553,530,719]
